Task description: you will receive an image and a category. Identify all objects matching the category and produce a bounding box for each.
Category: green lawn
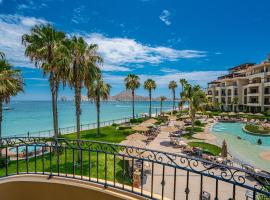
[0,125,136,185]
[185,126,204,133]
[63,125,135,143]
[188,142,221,156]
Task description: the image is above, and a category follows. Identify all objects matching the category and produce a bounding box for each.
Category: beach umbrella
[180,114,190,119]
[196,111,203,114]
[119,140,148,160]
[220,112,227,116]
[132,125,149,132]
[142,118,157,125]
[254,113,264,116]
[120,139,146,148]
[161,126,178,132]
[238,112,246,115]
[126,133,148,141]
[206,111,212,114]
[228,112,236,116]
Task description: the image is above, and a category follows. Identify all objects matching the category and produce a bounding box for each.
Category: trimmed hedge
[245,124,270,134]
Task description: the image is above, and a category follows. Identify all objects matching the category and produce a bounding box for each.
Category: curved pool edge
[242,126,270,137]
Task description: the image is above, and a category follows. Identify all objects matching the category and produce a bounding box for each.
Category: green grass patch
[63,125,135,143]
[188,142,221,156]
[245,124,270,135]
[185,126,204,133]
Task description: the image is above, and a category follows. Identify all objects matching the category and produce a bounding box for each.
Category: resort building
[207,54,270,113]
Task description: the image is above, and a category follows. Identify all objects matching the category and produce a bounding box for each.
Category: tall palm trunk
[96,97,100,136]
[132,90,135,119]
[160,100,163,114]
[0,99,2,139]
[55,81,59,136]
[173,90,175,111]
[75,85,81,139]
[50,77,58,138]
[149,90,152,117]
[75,84,82,162]
[73,62,82,162]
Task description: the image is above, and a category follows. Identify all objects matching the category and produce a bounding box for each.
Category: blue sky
[0,0,270,100]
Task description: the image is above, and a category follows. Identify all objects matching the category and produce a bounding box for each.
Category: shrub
[118,126,131,130]
[245,124,269,134]
[122,129,135,135]
[194,120,202,126]
[130,118,144,124]
[172,110,177,114]
[185,126,204,132]
[112,123,118,127]
[0,156,9,169]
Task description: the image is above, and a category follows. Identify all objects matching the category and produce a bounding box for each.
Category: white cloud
[84,33,206,67]
[21,17,48,26]
[0,14,49,67]
[0,14,206,74]
[101,64,131,72]
[72,6,89,24]
[159,10,171,26]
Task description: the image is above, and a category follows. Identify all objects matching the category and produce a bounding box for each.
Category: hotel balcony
[0,137,269,200]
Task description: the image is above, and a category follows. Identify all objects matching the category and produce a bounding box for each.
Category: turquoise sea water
[2,101,174,137]
[212,122,270,171]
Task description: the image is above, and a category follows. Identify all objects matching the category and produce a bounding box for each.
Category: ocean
[2,101,174,137]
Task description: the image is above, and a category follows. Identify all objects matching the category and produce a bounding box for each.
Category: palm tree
[168,81,177,111]
[87,77,111,136]
[232,97,239,112]
[179,79,187,114]
[22,24,68,137]
[179,79,187,96]
[67,36,102,141]
[160,96,167,115]
[144,79,156,117]
[0,56,23,138]
[0,51,4,59]
[124,74,140,119]
[181,83,207,133]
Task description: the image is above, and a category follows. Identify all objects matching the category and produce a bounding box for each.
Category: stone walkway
[140,129,254,200]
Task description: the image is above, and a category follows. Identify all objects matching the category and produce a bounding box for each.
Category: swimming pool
[211,122,270,171]
[9,145,42,153]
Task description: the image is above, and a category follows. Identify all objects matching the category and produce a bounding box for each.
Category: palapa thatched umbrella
[132,125,149,132]
[238,112,245,115]
[140,118,157,127]
[161,126,178,132]
[120,139,146,148]
[254,113,264,116]
[180,114,190,119]
[119,139,148,160]
[220,112,227,116]
[228,112,236,116]
[126,133,148,141]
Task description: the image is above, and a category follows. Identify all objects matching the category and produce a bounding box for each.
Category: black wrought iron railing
[0,137,270,200]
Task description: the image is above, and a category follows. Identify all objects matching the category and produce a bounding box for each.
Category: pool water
[9,145,42,153]
[211,122,270,171]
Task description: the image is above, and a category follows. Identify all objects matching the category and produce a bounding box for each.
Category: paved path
[140,130,255,200]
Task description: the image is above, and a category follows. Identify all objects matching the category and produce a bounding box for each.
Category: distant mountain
[110,91,163,101]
